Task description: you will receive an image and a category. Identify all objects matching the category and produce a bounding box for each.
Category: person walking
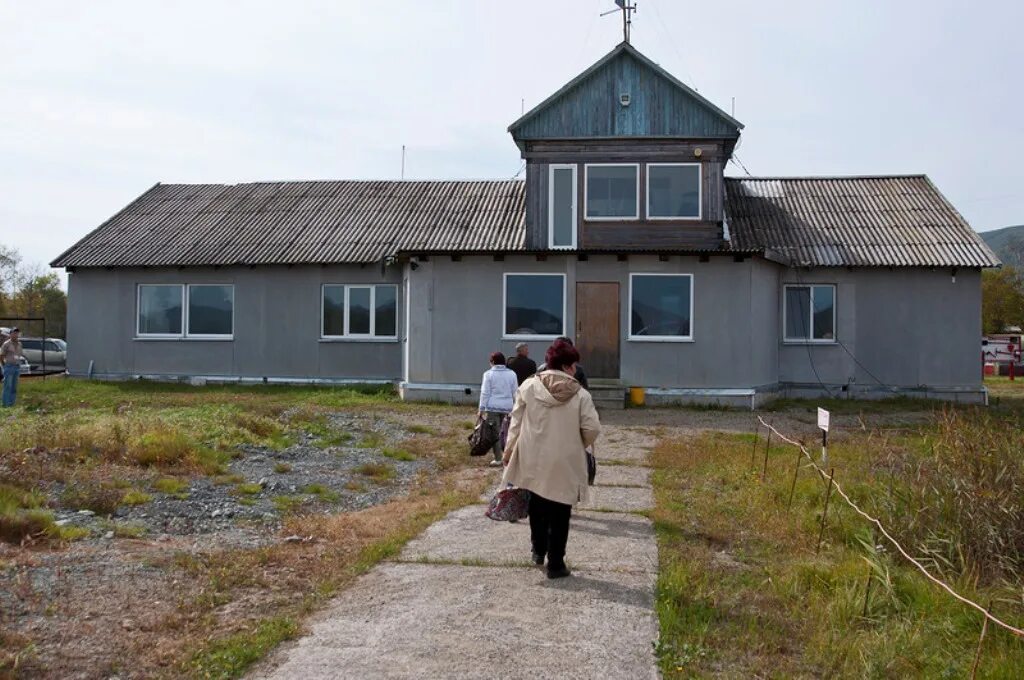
[501,339,601,579]
[537,336,589,389]
[1,327,24,407]
[506,342,537,386]
[478,351,519,467]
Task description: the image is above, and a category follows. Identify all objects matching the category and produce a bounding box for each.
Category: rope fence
[755,415,1024,640]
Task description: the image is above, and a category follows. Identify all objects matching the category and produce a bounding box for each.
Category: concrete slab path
[252,425,660,680]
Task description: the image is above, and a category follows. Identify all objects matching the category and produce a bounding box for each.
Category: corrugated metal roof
[51,180,527,268]
[52,175,999,269]
[725,175,1000,268]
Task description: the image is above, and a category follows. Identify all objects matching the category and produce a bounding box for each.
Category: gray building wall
[405,254,778,389]
[776,267,983,393]
[66,265,403,381]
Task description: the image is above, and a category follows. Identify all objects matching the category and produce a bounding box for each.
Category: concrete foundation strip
[756,416,1024,639]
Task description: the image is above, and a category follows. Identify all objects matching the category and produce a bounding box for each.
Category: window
[629,274,693,341]
[784,284,835,342]
[322,284,398,339]
[503,274,565,338]
[137,284,235,339]
[647,163,701,219]
[548,164,577,248]
[187,285,234,337]
[138,284,183,337]
[21,340,40,350]
[585,164,639,220]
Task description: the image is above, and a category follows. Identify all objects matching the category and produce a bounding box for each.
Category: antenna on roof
[601,0,636,44]
[401,145,406,180]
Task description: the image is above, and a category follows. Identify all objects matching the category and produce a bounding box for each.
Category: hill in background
[981,225,1024,267]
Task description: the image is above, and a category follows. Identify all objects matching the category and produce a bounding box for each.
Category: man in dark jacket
[537,337,589,390]
[506,342,537,385]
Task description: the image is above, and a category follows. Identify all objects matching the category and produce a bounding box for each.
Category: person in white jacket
[478,351,519,467]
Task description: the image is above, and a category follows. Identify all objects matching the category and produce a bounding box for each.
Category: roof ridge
[726,174,929,181]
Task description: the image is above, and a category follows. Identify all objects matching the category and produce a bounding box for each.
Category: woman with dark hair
[478,351,519,467]
[501,339,601,578]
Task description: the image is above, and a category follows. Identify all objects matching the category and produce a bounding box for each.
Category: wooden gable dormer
[509,42,743,252]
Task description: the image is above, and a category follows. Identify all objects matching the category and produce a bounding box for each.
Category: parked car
[20,337,66,370]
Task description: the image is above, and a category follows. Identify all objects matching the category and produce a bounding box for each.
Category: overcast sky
[3,0,1022,287]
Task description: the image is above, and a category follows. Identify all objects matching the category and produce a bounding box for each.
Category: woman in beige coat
[501,339,601,579]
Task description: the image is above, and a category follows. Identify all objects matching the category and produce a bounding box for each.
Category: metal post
[42,317,47,378]
[816,468,835,553]
[761,425,773,482]
[861,563,873,618]
[787,448,802,509]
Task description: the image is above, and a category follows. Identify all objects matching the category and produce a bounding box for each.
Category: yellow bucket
[629,386,646,407]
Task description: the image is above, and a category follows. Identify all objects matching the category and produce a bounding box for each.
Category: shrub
[131,426,196,467]
[354,462,396,482]
[233,483,263,496]
[60,484,122,515]
[273,462,292,474]
[153,477,190,497]
[121,489,152,506]
[0,509,57,544]
[232,412,283,439]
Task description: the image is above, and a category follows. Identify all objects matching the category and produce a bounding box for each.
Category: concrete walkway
[252,426,660,680]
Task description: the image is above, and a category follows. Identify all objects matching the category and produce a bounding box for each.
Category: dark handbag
[586,448,596,486]
[468,417,498,457]
[485,487,530,521]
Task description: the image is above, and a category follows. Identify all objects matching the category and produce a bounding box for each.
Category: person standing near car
[506,342,537,386]
[478,351,519,467]
[1,327,24,407]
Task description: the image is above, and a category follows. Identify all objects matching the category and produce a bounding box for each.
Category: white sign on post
[817,407,830,432]
[817,407,830,465]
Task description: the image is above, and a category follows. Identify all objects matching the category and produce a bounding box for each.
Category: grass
[273,462,292,474]
[120,489,152,506]
[187,616,299,680]
[303,483,340,503]
[233,483,263,496]
[380,447,416,462]
[650,417,1024,678]
[406,424,435,435]
[273,495,305,514]
[59,483,122,515]
[152,476,190,497]
[354,462,397,482]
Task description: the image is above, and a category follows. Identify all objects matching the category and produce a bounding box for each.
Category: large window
[784,284,835,342]
[647,163,701,219]
[187,285,234,337]
[137,284,235,338]
[629,274,693,341]
[503,274,565,339]
[548,164,577,248]
[585,164,639,220]
[138,285,183,337]
[322,284,398,339]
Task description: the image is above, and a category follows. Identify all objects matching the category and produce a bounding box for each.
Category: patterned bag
[485,487,531,522]
[468,417,498,457]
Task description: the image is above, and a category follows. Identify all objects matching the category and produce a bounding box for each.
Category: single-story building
[52,42,1000,408]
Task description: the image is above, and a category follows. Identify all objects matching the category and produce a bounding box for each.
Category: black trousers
[528,493,572,570]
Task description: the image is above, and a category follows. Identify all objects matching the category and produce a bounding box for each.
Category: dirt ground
[0,397,941,679]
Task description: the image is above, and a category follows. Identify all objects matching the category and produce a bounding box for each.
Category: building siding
[66,265,403,381]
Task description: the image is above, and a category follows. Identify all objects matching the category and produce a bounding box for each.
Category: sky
[2,0,1023,288]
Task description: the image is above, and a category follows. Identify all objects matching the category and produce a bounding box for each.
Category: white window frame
[584,163,640,221]
[136,284,185,339]
[627,273,695,342]
[321,284,399,341]
[646,162,702,221]
[548,164,577,249]
[783,283,837,344]
[185,284,235,340]
[502,272,567,341]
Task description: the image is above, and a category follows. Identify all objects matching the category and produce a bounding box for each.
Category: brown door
[576,282,620,379]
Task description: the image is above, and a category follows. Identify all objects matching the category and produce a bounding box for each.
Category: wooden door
[576,282,620,379]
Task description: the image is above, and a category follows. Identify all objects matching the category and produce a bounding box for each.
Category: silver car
[20,337,66,370]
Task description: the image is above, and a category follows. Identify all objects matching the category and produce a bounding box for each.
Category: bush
[131,426,196,467]
[0,509,56,544]
[60,484,122,515]
[232,412,283,439]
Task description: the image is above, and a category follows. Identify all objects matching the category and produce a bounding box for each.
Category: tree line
[0,245,67,338]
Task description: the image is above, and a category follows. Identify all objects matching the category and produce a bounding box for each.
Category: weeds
[354,462,396,482]
[152,477,190,497]
[273,462,292,474]
[121,489,152,506]
[187,616,298,679]
[381,447,416,462]
[303,484,340,503]
[60,484,122,515]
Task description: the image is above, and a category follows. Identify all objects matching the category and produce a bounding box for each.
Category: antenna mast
[601,1,637,44]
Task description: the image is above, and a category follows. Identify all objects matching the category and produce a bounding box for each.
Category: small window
[647,163,701,219]
[784,284,836,342]
[187,285,234,337]
[585,164,639,220]
[504,274,565,338]
[629,274,693,341]
[138,284,183,336]
[548,164,577,249]
[322,284,399,339]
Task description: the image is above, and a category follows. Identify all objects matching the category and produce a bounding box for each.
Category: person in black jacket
[506,342,537,385]
[537,336,588,390]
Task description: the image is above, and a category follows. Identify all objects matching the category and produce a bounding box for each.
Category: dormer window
[585,164,639,220]
[647,163,701,220]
